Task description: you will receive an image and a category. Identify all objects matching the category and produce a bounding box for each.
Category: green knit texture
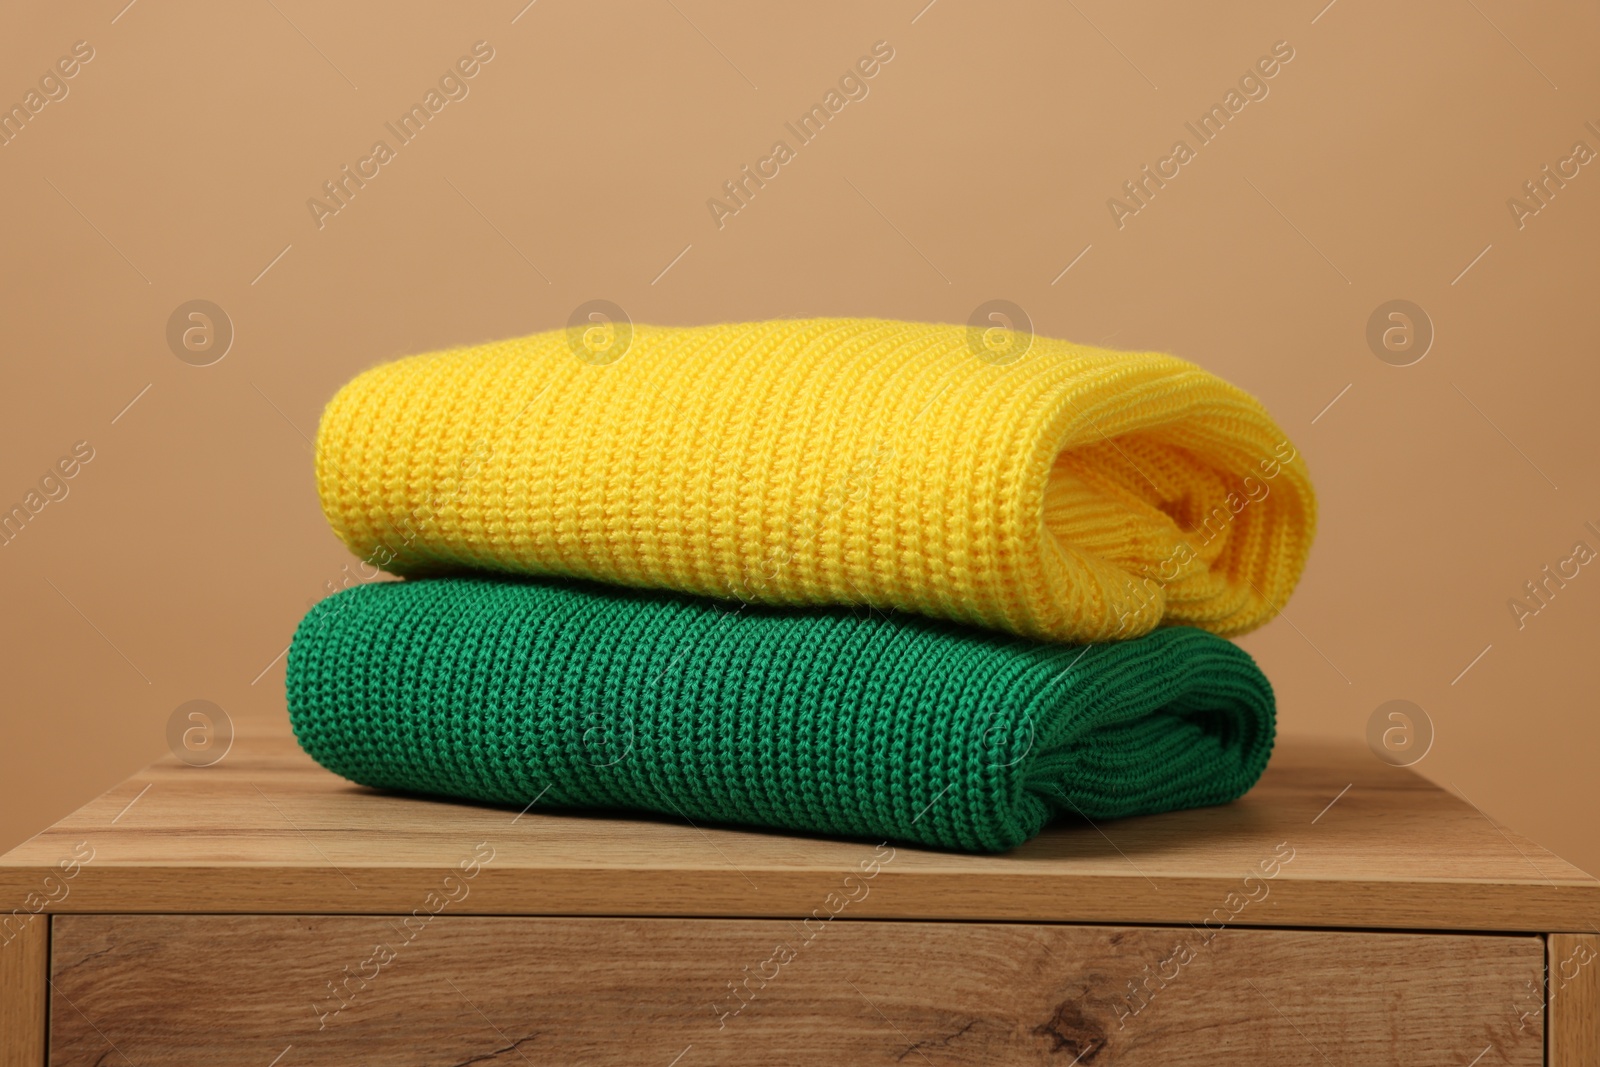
[286,578,1276,853]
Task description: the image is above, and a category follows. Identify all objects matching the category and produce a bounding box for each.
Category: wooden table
[2,727,1596,1065]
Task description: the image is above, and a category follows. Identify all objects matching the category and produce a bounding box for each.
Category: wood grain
[1550,932,1600,1066]
[1,916,47,1067]
[49,915,1543,1066]
[2,727,1596,931]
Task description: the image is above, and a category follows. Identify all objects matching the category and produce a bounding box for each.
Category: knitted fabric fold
[315,318,1315,644]
[286,577,1276,853]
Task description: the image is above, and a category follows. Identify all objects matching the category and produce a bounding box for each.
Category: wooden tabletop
[3,725,1595,933]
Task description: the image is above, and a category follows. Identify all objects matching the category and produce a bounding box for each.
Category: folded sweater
[315,318,1314,644]
[286,577,1276,853]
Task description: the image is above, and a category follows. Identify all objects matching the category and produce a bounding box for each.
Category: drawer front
[50,916,1542,1065]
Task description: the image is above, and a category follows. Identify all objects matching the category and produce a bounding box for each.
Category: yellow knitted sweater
[316,318,1314,643]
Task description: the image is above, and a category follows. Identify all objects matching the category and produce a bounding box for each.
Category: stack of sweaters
[287,318,1315,853]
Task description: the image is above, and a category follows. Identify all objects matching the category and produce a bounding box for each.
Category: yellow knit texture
[316,318,1315,643]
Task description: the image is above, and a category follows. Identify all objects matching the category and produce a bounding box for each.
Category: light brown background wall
[2,1,1596,873]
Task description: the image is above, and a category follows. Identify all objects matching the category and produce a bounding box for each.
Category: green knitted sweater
[286,578,1275,853]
